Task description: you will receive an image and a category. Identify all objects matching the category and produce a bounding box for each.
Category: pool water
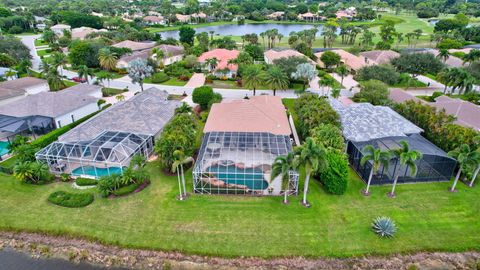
[71,166,123,178]
[0,141,10,156]
[206,165,269,190]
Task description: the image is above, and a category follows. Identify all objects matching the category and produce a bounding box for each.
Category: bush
[352,80,390,105]
[48,191,94,208]
[295,94,341,138]
[150,72,170,83]
[372,217,397,238]
[75,177,98,186]
[437,38,463,50]
[112,183,139,196]
[192,86,214,110]
[310,124,345,152]
[354,65,400,86]
[319,151,349,195]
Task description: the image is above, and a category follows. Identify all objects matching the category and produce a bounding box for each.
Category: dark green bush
[354,65,400,86]
[151,72,170,83]
[48,191,94,208]
[112,183,139,196]
[75,177,98,186]
[294,94,341,138]
[192,86,214,110]
[319,151,349,195]
[310,124,345,152]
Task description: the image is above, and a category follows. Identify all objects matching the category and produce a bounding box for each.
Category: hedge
[75,177,98,186]
[48,191,94,208]
[319,151,349,195]
[150,72,170,83]
[112,183,139,196]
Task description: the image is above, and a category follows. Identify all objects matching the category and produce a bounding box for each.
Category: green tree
[360,145,391,195]
[242,64,263,96]
[391,53,444,78]
[98,48,118,71]
[128,58,153,91]
[192,86,215,110]
[13,161,33,183]
[352,80,389,105]
[77,65,94,84]
[294,138,327,206]
[50,52,67,76]
[172,149,194,200]
[271,152,297,204]
[291,63,316,92]
[320,51,341,69]
[263,66,289,96]
[448,144,480,192]
[388,141,422,197]
[179,25,195,46]
[379,20,397,45]
[335,64,349,86]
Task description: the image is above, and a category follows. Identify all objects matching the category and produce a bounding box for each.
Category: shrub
[60,173,71,182]
[295,94,341,138]
[354,65,400,86]
[192,86,214,110]
[310,124,345,152]
[372,217,397,238]
[150,72,170,83]
[352,80,390,105]
[75,177,98,186]
[319,151,349,195]
[431,91,444,100]
[208,92,223,109]
[97,174,122,197]
[112,183,139,196]
[437,38,463,50]
[48,191,94,208]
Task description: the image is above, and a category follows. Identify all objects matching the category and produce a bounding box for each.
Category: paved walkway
[18,34,41,70]
[331,73,360,93]
[184,73,205,88]
[415,75,446,91]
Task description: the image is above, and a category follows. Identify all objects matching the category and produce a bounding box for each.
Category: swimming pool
[0,141,10,156]
[206,165,269,190]
[71,166,123,178]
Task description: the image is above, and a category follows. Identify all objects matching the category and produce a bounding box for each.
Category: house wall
[54,103,99,128]
[164,54,183,65]
[116,60,129,69]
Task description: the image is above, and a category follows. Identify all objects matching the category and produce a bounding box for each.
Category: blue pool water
[0,141,10,156]
[206,165,268,190]
[71,166,123,178]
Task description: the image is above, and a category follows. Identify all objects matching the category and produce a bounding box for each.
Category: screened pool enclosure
[348,134,456,185]
[193,132,299,195]
[36,131,153,179]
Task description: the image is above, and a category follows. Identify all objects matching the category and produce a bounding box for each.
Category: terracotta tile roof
[198,49,240,72]
[264,49,317,65]
[315,49,372,71]
[429,96,480,131]
[359,50,400,65]
[143,15,164,22]
[71,27,107,40]
[204,96,291,135]
[112,40,156,51]
[417,49,464,68]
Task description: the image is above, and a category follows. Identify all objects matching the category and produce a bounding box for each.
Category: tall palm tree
[77,65,94,84]
[335,64,349,86]
[462,49,480,66]
[294,138,327,206]
[98,48,118,71]
[437,49,450,63]
[469,136,480,187]
[388,141,422,197]
[263,66,289,96]
[46,69,65,91]
[448,144,480,192]
[51,52,68,77]
[152,47,165,66]
[205,57,218,72]
[360,145,391,195]
[171,149,194,200]
[330,86,341,99]
[242,64,263,96]
[271,152,297,204]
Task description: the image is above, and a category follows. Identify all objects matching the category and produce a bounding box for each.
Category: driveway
[184,73,205,88]
[331,73,360,93]
[17,34,41,70]
[415,75,446,91]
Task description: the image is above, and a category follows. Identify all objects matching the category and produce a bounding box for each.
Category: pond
[158,23,327,39]
[0,249,129,270]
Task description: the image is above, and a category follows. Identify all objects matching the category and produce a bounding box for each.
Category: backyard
[0,163,478,258]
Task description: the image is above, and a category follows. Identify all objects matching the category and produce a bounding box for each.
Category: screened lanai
[36,131,153,179]
[193,131,299,195]
[348,134,456,185]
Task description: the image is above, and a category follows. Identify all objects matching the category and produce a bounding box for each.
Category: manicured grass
[144,77,187,86]
[392,78,427,88]
[37,49,51,57]
[0,162,479,258]
[102,87,128,97]
[147,21,237,33]
[34,39,48,46]
[206,80,304,91]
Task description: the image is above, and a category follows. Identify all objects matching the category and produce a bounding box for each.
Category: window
[57,120,62,128]
[71,115,75,123]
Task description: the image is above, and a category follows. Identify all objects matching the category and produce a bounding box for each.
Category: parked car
[72,77,87,83]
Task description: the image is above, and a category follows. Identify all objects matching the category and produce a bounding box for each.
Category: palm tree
[319,76,335,96]
[388,141,422,197]
[295,138,327,207]
[469,136,480,187]
[46,69,65,91]
[152,47,165,66]
[5,69,16,80]
[171,150,194,200]
[462,49,480,66]
[437,49,450,63]
[360,145,391,195]
[263,66,289,96]
[175,102,192,114]
[98,48,118,71]
[271,152,297,204]
[51,52,67,77]
[242,64,263,96]
[205,57,218,72]
[77,65,94,84]
[259,32,266,49]
[29,162,49,183]
[448,144,480,192]
[335,64,349,86]
[330,86,341,99]
[13,161,33,183]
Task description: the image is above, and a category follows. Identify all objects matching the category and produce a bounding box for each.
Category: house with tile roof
[0,77,49,106]
[143,15,166,25]
[315,49,373,72]
[430,95,480,131]
[198,49,240,78]
[264,49,317,66]
[112,40,156,51]
[359,50,400,65]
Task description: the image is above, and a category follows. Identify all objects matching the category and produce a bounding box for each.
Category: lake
[158,23,327,39]
[0,249,129,270]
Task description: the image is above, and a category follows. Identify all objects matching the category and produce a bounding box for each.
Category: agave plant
[372,217,397,238]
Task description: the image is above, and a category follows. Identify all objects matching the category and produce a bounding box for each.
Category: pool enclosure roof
[352,134,453,159]
[0,115,52,133]
[36,131,151,164]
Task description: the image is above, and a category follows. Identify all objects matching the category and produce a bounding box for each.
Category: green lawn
[37,49,51,57]
[34,38,48,47]
[144,77,188,86]
[0,161,479,258]
[102,87,128,97]
[206,80,304,91]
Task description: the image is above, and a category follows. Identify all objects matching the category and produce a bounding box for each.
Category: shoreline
[1,231,479,269]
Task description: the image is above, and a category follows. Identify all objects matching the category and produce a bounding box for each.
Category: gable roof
[389,88,425,104]
[329,99,423,142]
[198,49,240,71]
[264,49,317,65]
[143,15,164,22]
[59,88,180,142]
[359,50,400,65]
[112,40,156,51]
[118,50,151,63]
[0,84,100,118]
[71,27,107,40]
[156,44,184,56]
[430,96,480,131]
[315,49,372,71]
[204,95,291,136]
[0,77,47,90]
